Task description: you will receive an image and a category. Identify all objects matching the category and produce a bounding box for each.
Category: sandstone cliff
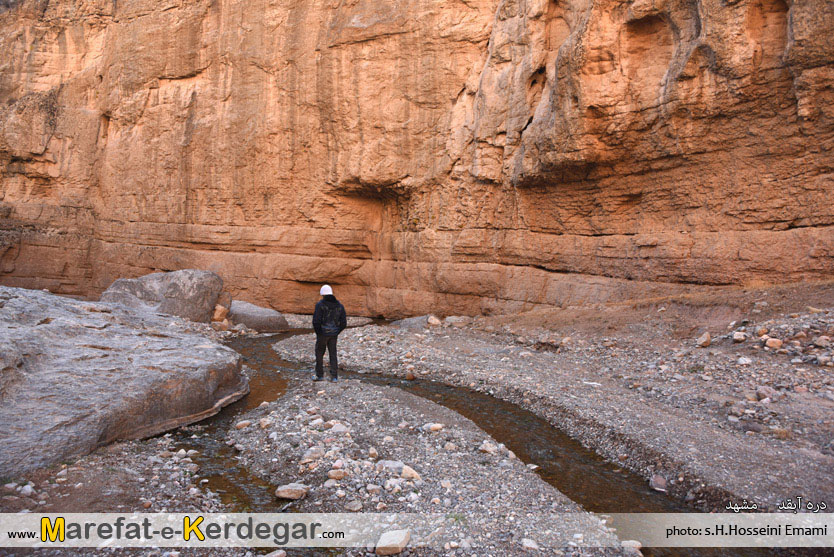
[1,0,832,316]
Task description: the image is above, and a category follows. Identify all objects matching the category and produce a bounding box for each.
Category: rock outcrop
[0,286,248,477]
[100,269,223,323]
[0,0,832,317]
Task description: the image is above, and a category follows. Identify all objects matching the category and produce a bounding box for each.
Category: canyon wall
[1,0,832,317]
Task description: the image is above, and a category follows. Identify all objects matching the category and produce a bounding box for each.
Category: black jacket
[313,295,347,336]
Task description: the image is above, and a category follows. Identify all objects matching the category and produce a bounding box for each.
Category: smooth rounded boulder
[100,269,223,323]
[228,300,289,332]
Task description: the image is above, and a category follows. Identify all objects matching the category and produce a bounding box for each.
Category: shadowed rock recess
[0,0,832,317]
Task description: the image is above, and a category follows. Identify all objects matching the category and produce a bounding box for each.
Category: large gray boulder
[100,269,223,323]
[228,300,289,332]
[0,286,248,477]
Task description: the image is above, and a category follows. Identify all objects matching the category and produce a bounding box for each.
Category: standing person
[312,284,347,382]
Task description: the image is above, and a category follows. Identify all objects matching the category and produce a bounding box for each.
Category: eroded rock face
[100,269,223,323]
[0,286,248,477]
[0,0,832,317]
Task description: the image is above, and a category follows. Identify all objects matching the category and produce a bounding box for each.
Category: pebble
[649,474,667,492]
[234,420,252,430]
[479,440,498,454]
[765,338,783,349]
[375,529,411,555]
[521,538,540,550]
[400,465,421,481]
[756,385,780,401]
[274,483,309,500]
[328,469,348,480]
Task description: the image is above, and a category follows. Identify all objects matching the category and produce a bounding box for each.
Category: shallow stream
[173,331,770,556]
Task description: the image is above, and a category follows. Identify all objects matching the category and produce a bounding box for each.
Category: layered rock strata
[1,0,832,316]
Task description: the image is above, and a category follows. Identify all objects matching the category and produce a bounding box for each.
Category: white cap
[320,284,333,296]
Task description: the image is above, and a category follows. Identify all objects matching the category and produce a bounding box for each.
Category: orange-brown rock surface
[1,0,832,317]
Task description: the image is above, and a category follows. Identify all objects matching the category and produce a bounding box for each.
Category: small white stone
[376,529,411,555]
[521,538,540,550]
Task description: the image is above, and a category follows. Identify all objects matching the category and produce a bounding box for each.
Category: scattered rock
[756,385,780,401]
[377,460,405,475]
[521,538,540,550]
[813,336,831,348]
[479,440,498,454]
[732,331,747,343]
[328,469,347,480]
[427,315,442,327]
[275,483,309,500]
[765,338,783,349]
[649,475,667,492]
[400,465,421,481]
[445,316,471,327]
[696,332,711,348]
[376,529,410,555]
[302,447,325,462]
[234,420,252,430]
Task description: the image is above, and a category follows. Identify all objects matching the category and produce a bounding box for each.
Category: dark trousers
[315,335,338,378]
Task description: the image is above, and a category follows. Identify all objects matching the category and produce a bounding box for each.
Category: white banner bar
[0,512,831,548]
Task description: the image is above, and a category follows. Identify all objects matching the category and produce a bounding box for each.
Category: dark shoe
[329,376,339,383]
[312,375,324,382]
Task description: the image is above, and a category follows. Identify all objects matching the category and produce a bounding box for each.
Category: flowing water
[172,331,773,556]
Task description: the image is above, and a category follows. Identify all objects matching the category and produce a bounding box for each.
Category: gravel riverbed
[272,307,834,513]
[226,379,624,556]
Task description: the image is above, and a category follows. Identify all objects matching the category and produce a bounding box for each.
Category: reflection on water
[171,331,304,511]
